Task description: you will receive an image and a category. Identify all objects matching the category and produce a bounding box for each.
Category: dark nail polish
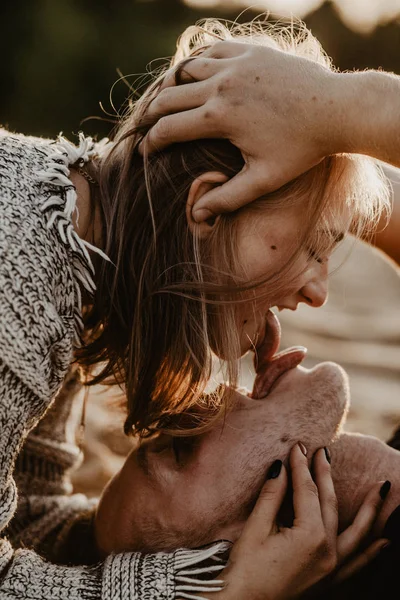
[380,480,391,500]
[267,460,282,480]
[324,447,331,464]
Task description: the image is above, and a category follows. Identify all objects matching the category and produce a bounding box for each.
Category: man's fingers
[336,480,390,563]
[192,166,273,222]
[333,539,390,584]
[139,107,219,154]
[313,447,338,548]
[159,57,223,91]
[145,81,210,119]
[291,443,323,530]
[238,460,288,545]
[201,40,250,59]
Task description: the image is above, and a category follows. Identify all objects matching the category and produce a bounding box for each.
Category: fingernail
[380,480,391,500]
[266,459,282,480]
[324,447,331,464]
[298,442,307,456]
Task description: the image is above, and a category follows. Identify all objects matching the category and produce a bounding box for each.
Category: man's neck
[331,432,400,536]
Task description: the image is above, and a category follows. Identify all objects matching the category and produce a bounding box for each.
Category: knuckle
[327,494,339,515]
[153,117,170,143]
[351,520,370,541]
[300,479,319,498]
[153,89,172,113]
[201,103,223,129]
[319,553,337,575]
[216,73,234,96]
[212,41,228,55]
[199,57,213,71]
[258,486,279,503]
[313,536,337,572]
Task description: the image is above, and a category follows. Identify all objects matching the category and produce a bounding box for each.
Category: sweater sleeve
[0,362,227,600]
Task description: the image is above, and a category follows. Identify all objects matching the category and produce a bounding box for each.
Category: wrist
[320,71,367,156]
[331,70,398,161]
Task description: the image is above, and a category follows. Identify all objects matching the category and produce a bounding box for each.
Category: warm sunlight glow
[183,0,400,33]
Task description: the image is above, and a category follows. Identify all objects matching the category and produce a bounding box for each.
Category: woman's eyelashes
[307,247,324,264]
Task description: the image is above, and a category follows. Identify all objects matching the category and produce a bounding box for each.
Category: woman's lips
[251,310,307,399]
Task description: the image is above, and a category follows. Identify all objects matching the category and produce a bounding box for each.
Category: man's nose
[299,262,329,308]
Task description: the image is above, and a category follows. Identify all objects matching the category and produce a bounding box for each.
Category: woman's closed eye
[307,247,324,264]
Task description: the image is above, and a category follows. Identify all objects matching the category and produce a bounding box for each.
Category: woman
[0,19,390,599]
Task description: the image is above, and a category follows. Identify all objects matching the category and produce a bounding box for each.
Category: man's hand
[141,41,400,225]
[140,41,342,222]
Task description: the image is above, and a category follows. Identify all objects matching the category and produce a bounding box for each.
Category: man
[93,321,398,558]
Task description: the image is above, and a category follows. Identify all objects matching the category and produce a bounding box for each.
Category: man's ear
[186,172,230,238]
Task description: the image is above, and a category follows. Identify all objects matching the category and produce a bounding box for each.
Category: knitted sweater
[0,131,227,599]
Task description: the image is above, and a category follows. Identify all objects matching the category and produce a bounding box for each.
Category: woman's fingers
[238,460,288,545]
[336,480,391,563]
[291,443,323,531]
[312,447,338,548]
[333,538,390,584]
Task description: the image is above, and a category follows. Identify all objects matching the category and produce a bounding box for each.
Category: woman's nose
[299,263,329,308]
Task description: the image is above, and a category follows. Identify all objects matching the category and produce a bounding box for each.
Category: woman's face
[187,170,348,358]
[235,201,338,355]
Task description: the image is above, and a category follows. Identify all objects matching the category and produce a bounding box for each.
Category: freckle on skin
[255,76,260,83]
[271,245,277,250]
[280,435,289,443]
[312,96,317,101]
[217,83,225,94]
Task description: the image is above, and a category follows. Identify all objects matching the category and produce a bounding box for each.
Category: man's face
[95,361,350,555]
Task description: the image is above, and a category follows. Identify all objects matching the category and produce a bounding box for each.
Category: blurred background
[2,0,400,140]
[3,0,400,496]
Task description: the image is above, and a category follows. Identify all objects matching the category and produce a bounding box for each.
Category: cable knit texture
[0,131,228,599]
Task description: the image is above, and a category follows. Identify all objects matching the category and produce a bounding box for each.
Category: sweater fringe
[173,541,229,599]
[36,133,110,346]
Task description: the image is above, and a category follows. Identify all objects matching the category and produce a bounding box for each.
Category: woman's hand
[206,443,388,600]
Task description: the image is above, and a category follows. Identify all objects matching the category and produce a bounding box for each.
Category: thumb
[192,163,281,222]
[239,460,288,546]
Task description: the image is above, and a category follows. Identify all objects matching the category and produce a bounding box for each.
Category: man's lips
[251,310,307,399]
